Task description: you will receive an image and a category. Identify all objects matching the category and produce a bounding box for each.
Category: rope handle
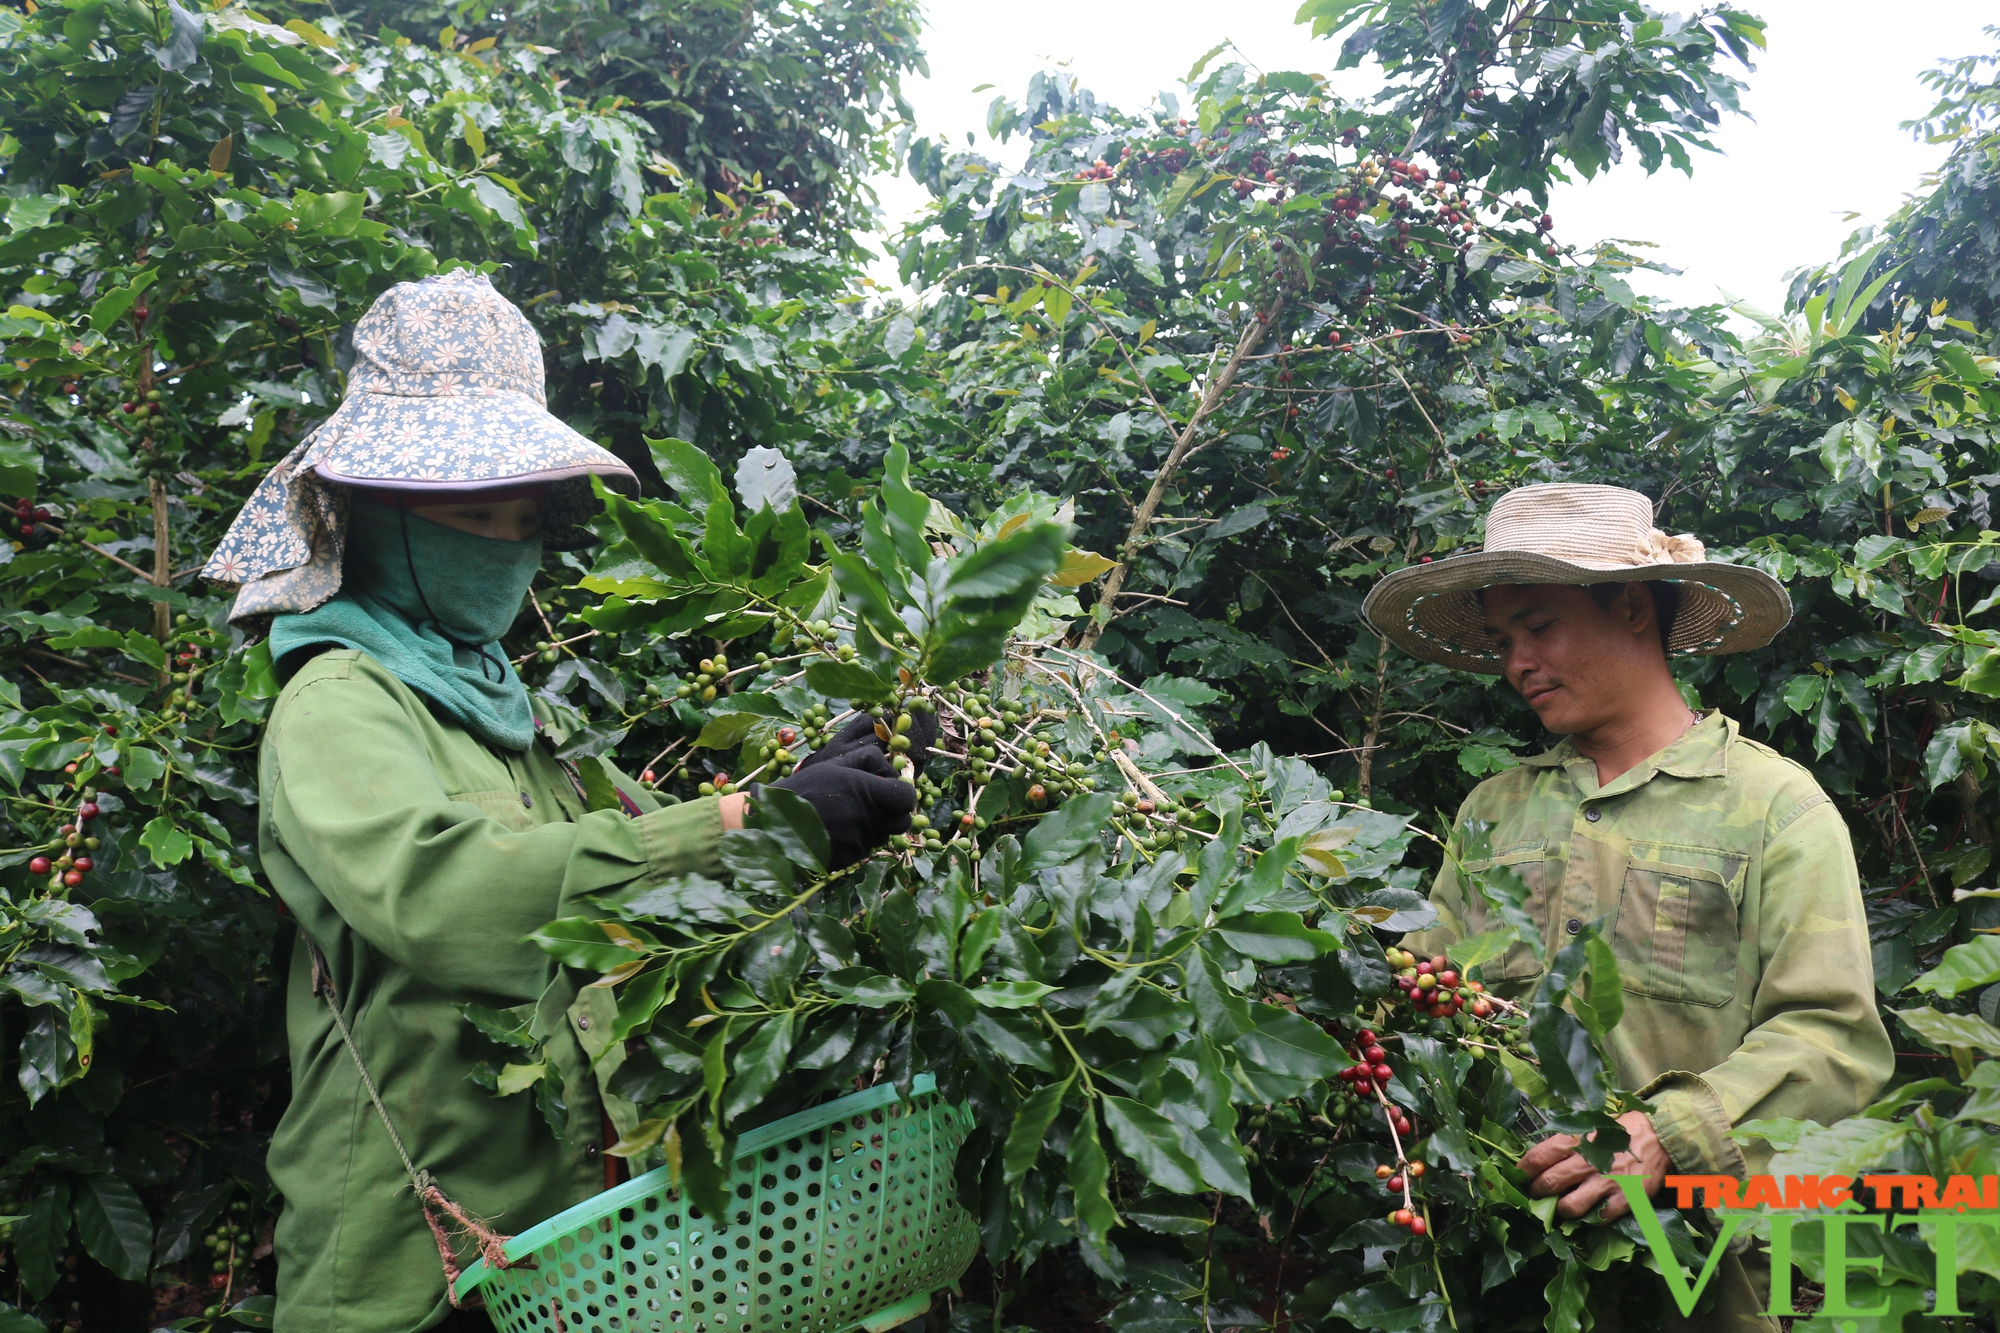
[305,937,524,1304]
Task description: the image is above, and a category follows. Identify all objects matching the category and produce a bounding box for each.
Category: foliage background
[0,0,1998,1327]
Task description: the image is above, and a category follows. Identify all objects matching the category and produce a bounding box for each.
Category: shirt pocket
[1613,847,1747,1007]
[1457,842,1548,986]
[453,788,540,834]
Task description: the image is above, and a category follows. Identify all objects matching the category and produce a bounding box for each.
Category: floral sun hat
[202,269,638,626]
[1361,482,1792,674]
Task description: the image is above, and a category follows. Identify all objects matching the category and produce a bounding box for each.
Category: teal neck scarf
[270,499,542,751]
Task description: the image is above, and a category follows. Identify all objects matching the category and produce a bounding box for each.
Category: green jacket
[1407,711,1892,1180]
[259,650,724,1332]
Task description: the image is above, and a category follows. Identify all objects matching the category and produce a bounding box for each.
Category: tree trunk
[1356,635,1389,803]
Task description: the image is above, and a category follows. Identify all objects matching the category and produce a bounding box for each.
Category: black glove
[797,708,939,774]
[769,753,919,870]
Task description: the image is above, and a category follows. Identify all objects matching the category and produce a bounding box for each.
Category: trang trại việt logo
[1615,1174,1999,1319]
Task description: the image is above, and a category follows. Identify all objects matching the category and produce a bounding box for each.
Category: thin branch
[1082,304,1282,649]
[25,647,151,686]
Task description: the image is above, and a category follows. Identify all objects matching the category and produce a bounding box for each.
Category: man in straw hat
[1364,483,1891,1328]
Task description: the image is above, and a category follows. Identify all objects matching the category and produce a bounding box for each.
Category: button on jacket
[260,651,726,1332]
[1407,712,1892,1181]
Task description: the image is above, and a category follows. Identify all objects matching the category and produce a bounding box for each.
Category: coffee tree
[3,0,2000,1326]
[502,444,1687,1330]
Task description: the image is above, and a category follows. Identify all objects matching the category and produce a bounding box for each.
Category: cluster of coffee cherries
[1109,788,1193,853]
[670,652,733,704]
[1332,1027,1415,1139]
[28,790,103,890]
[168,614,211,709]
[1374,1159,1430,1236]
[120,386,165,421]
[12,496,52,543]
[1387,948,1491,1023]
[198,1199,258,1282]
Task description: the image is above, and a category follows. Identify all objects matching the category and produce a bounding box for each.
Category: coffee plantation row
[1,0,1999,1327]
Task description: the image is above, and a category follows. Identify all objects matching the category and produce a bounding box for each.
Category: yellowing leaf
[587,959,647,988]
[495,1060,546,1095]
[1834,385,1857,411]
[1049,548,1118,587]
[600,920,646,950]
[1300,825,1361,877]
[466,35,497,52]
[283,18,338,48]
[208,134,233,175]
[996,512,1031,540]
[607,1118,668,1158]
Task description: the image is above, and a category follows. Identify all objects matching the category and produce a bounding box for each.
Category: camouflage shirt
[1407,711,1892,1178]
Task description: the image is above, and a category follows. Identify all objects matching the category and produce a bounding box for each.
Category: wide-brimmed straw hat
[202,269,638,625]
[1362,483,1791,674]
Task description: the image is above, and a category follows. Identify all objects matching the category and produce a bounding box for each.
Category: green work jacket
[258,650,724,1332]
[1407,711,1892,1180]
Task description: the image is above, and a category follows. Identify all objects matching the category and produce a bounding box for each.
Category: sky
[868,1,1995,315]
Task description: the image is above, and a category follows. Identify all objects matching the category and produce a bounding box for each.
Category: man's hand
[1516,1110,1670,1221]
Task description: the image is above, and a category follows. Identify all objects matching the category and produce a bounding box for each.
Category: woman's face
[409,496,541,543]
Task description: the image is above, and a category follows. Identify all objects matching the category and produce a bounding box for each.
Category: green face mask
[268,499,543,750]
[345,500,545,649]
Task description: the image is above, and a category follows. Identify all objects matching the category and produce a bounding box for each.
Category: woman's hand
[719,792,749,831]
[771,756,918,869]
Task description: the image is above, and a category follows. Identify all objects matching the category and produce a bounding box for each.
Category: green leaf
[693,712,764,750]
[16,1179,69,1299]
[1232,1004,1343,1093]
[87,269,158,332]
[1184,948,1252,1043]
[957,908,1002,979]
[118,745,167,791]
[1447,927,1519,975]
[965,1008,1057,1072]
[968,980,1057,1008]
[1004,1076,1069,1185]
[1069,1107,1120,1244]
[73,1174,150,1282]
[822,968,916,1007]
[1329,1284,1439,1331]
[1896,1006,2000,1056]
[1100,1096,1205,1195]
[1961,650,2000,699]
[530,918,647,972]
[722,1012,795,1119]
[1021,792,1114,872]
[1909,936,2000,997]
[1216,911,1338,962]
[1576,934,1625,1038]
[944,521,1070,602]
[650,436,729,515]
[801,659,894,701]
[748,785,829,873]
[1543,1261,1588,1333]
[1351,886,1438,934]
[879,443,934,575]
[138,816,193,867]
[1766,1116,1911,1180]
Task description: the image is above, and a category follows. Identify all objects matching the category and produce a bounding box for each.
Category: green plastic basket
[453,1075,980,1333]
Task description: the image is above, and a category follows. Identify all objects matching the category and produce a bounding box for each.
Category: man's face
[1479,583,1662,734]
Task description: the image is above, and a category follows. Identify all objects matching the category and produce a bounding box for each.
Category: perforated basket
[453,1075,980,1333]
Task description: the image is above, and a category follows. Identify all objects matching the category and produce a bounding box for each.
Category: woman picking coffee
[203,272,920,1331]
